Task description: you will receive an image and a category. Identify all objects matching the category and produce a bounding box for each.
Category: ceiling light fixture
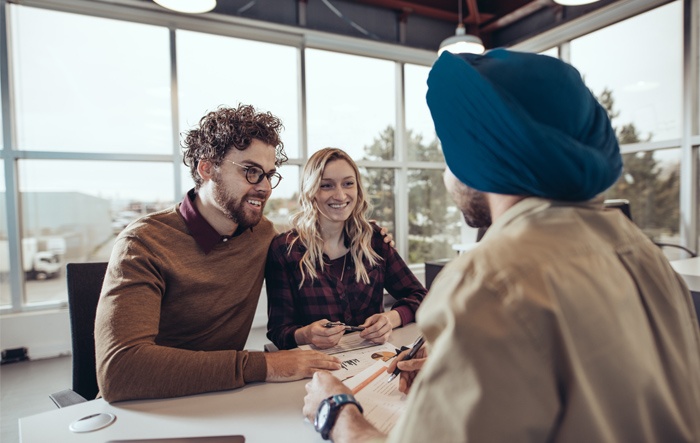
[438,0,484,55]
[153,0,216,14]
[552,0,602,5]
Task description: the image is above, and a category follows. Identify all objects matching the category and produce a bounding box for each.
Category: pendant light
[438,0,484,55]
[153,0,216,14]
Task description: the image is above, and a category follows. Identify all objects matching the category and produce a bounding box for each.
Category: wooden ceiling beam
[351,0,496,24]
[479,0,554,32]
[350,0,458,22]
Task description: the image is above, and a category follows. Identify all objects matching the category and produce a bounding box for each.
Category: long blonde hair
[290,148,381,287]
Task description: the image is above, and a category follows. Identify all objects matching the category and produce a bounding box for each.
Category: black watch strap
[318,394,363,440]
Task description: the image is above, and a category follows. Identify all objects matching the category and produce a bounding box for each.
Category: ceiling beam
[350,0,458,22]
[480,0,554,32]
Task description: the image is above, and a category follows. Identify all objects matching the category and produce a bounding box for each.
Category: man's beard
[212,175,265,230]
[461,186,492,229]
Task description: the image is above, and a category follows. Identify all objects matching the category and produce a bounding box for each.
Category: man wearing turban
[303,49,700,442]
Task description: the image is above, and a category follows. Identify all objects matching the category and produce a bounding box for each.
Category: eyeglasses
[223,160,283,189]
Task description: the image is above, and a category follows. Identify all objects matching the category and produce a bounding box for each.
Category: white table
[671,256,700,293]
[671,257,700,321]
[19,324,420,443]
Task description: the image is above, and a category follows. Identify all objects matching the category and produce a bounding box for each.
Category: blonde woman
[265,148,426,350]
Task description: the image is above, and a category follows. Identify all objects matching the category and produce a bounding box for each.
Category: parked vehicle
[0,237,63,280]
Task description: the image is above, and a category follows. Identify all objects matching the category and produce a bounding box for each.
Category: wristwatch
[314,393,363,440]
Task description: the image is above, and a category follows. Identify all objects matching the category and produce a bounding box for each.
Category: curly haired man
[95,104,341,402]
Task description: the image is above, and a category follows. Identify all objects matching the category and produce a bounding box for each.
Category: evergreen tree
[598,88,679,238]
[362,126,460,263]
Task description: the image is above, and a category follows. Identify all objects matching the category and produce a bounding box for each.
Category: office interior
[0,0,698,441]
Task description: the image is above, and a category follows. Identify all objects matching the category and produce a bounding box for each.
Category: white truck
[0,237,63,280]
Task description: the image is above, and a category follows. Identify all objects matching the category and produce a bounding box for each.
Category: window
[605,148,682,251]
[306,49,395,160]
[539,47,558,58]
[405,64,441,162]
[571,1,684,253]
[11,7,172,154]
[266,164,300,233]
[2,0,696,313]
[0,162,9,308]
[360,167,395,235]
[570,2,682,142]
[177,30,300,158]
[408,168,461,264]
[17,160,174,304]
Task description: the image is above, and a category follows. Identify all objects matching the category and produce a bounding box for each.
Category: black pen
[324,321,365,332]
[387,335,425,383]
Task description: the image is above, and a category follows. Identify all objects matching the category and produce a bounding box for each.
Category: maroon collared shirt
[179,188,250,254]
[265,224,427,349]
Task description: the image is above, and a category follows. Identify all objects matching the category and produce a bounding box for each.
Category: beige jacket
[388,197,700,443]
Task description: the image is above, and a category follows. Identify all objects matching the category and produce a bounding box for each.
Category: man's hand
[370,220,395,248]
[265,350,341,382]
[386,346,427,394]
[304,372,386,443]
[295,319,345,348]
[359,311,400,344]
[302,371,351,421]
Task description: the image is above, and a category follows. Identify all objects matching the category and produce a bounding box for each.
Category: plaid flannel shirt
[265,225,427,349]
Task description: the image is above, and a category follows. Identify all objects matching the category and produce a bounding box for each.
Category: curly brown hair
[182,104,288,189]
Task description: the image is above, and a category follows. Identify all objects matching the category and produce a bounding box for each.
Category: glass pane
[177,31,300,158]
[266,164,300,233]
[0,162,9,308]
[306,49,395,160]
[570,2,682,142]
[360,167,395,236]
[181,163,195,198]
[604,148,684,258]
[0,77,3,150]
[405,64,443,162]
[17,160,175,305]
[10,6,172,153]
[539,47,558,58]
[408,168,460,264]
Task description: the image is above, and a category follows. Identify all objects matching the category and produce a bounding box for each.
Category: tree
[362,126,460,263]
[598,88,679,238]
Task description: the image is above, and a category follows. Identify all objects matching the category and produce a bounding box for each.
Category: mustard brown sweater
[95,204,276,402]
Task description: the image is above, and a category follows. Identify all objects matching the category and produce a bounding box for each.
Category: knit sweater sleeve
[94,233,267,402]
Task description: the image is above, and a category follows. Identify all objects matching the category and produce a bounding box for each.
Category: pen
[344,326,366,332]
[323,322,365,332]
[387,335,425,383]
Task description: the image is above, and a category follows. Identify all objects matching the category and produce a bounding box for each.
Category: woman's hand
[295,319,345,349]
[359,311,400,344]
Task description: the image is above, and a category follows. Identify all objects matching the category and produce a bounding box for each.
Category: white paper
[343,360,408,433]
[299,332,379,355]
[326,342,398,381]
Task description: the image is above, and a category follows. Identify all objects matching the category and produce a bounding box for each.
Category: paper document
[326,342,398,381]
[299,332,378,355]
[343,361,408,433]
[301,336,401,380]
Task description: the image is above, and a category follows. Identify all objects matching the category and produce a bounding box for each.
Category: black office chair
[604,199,697,258]
[49,262,108,408]
[603,198,632,221]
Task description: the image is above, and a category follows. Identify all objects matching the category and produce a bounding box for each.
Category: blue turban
[427,49,621,201]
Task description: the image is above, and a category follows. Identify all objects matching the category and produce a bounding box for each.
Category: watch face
[314,400,331,431]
